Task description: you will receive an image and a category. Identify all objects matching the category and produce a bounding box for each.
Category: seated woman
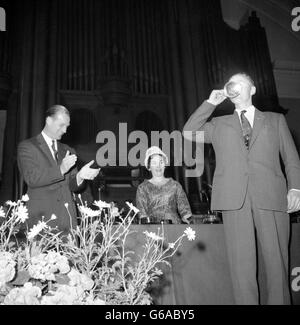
[136,146,192,224]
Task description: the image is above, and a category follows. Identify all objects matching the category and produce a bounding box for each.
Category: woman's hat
[144,146,168,169]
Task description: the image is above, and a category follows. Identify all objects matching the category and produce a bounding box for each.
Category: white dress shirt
[41,131,58,162]
[235,105,255,128]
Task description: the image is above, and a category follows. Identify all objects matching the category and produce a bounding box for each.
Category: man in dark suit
[17,105,100,235]
[183,73,300,304]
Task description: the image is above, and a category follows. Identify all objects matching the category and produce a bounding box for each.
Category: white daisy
[27,221,48,240]
[184,227,196,241]
[15,204,29,223]
[5,200,17,207]
[143,231,163,241]
[78,206,101,217]
[126,201,139,214]
[0,206,6,218]
[21,194,30,202]
[93,200,111,209]
[168,242,176,249]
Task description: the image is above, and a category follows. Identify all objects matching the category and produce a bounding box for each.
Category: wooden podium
[125,224,300,305]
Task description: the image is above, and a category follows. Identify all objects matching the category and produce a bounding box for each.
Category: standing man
[183,73,300,305]
[17,105,100,235]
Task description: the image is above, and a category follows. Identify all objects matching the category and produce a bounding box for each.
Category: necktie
[240,110,252,149]
[51,140,59,163]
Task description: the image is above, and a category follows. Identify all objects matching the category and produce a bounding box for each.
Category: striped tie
[240,110,252,149]
[51,140,59,163]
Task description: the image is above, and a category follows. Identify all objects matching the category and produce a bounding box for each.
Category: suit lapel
[225,108,266,152]
[36,134,57,166]
[230,111,243,135]
[249,109,266,150]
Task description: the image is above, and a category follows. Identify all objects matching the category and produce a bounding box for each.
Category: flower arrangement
[0,194,196,305]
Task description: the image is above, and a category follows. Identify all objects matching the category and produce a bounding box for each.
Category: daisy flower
[27,221,48,240]
[126,201,139,214]
[78,206,101,218]
[15,204,29,223]
[143,231,163,241]
[21,194,30,202]
[184,227,196,241]
[0,206,6,218]
[93,200,111,209]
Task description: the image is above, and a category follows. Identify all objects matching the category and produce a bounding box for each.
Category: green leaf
[30,242,42,257]
[10,270,31,286]
[31,280,47,290]
[7,241,16,249]
[55,274,70,285]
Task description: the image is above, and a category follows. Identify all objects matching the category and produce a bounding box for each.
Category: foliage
[0,195,196,305]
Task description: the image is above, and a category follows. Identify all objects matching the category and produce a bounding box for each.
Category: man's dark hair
[45,105,70,118]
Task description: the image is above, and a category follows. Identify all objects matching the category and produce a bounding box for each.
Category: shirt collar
[235,105,255,115]
[41,131,56,149]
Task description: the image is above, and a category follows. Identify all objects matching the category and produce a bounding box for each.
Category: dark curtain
[0,0,281,204]
[0,0,61,201]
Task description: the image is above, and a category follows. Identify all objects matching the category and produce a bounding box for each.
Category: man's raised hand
[207,90,227,106]
[60,150,77,175]
[78,160,101,181]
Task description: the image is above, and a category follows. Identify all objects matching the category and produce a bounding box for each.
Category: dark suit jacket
[183,101,300,212]
[17,134,83,233]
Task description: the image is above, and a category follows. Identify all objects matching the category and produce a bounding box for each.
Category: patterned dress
[135,178,192,224]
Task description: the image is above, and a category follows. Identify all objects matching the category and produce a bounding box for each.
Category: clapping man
[17,105,100,235]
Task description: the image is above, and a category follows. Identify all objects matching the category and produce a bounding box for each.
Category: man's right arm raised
[183,90,226,143]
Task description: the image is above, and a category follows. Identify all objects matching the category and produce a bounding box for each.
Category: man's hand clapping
[77,160,101,182]
[60,150,77,175]
[182,214,192,224]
